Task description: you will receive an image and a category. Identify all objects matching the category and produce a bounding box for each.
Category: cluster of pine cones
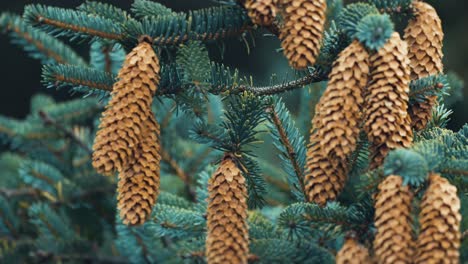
[246,1,461,263]
[89,0,460,263]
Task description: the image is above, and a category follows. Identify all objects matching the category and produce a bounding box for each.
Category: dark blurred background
[0,0,466,129]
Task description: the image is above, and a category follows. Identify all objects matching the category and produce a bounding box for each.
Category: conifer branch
[44,63,328,97]
[151,25,252,46]
[24,5,124,41]
[5,23,66,64]
[35,16,123,40]
[0,187,40,198]
[238,68,328,95]
[38,111,93,155]
[267,105,306,196]
[0,13,85,65]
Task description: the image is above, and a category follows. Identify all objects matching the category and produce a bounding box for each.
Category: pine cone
[117,115,161,226]
[304,133,347,206]
[364,32,413,168]
[206,156,249,264]
[373,175,415,264]
[280,0,327,69]
[336,237,372,264]
[314,40,369,164]
[245,0,278,26]
[415,173,461,264]
[404,1,444,131]
[92,42,160,175]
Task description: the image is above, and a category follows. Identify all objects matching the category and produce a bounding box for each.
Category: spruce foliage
[0,0,466,263]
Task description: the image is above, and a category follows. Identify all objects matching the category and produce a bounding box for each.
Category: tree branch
[267,105,306,196]
[38,111,93,155]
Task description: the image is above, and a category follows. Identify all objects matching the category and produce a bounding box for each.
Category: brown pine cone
[92,41,160,175]
[415,173,461,264]
[404,1,444,131]
[304,133,347,206]
[373,175,415,264]
[336,237,372,264]
[206,155,249,264]
[364,32,413,168]
[280,0,327,69]
[314,40,369,164]
[245,0,278,26]
[117,115,161,226]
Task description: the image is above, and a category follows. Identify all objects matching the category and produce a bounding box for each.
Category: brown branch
[408,82,444,98]
[266,105,306,197]
[54,73,113,91]
[52,66,327,98]
[36,16,123,40]
[0,187,40,198]
[9,25,66,64]
[152,25,252,46]
[440,169,468,176]
[263,175,290,192]
[38,111,93,155]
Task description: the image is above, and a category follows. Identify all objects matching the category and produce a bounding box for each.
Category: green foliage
[149,204,206,239]
[266,97,307,201]
[0,13,85,65]
[383,149,429,186]
[77,1,132,23]
[115,219,169,263]
[0,197,18,237]
[368,0,412,13]
[251,239,335,264]
[409,74,450,105]
[125,5,250,45]
[19,160,67,198]
[428,104,453,129]
[386,126,468,189]
[42,64,115,100]
[177,41,211,86]
[90,41,126,75]
[28,203,81,252]
[317,22,351,67]
[131,0,177,19]
[444,71,464,106]
[0,0,466,262]
[355,14,394,50]
[23,4,124,41]
[336,3,379,38]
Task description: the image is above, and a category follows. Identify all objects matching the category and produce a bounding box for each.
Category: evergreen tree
[0,0,466,263]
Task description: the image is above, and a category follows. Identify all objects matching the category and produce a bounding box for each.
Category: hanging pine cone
[280,0,327,69]
[92,41,160,175]
[404,1,444,131]
[206,155,249,264]
[364,32,413,168]
[314,40,369,164]
[304,133,347,206]
[304,40,369,206]
[336,237,372,264]
[117,115,161,226]
[92,39,162,226]
[415,173,461,263]
[245,0,278,26]
[373,175,415,264]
